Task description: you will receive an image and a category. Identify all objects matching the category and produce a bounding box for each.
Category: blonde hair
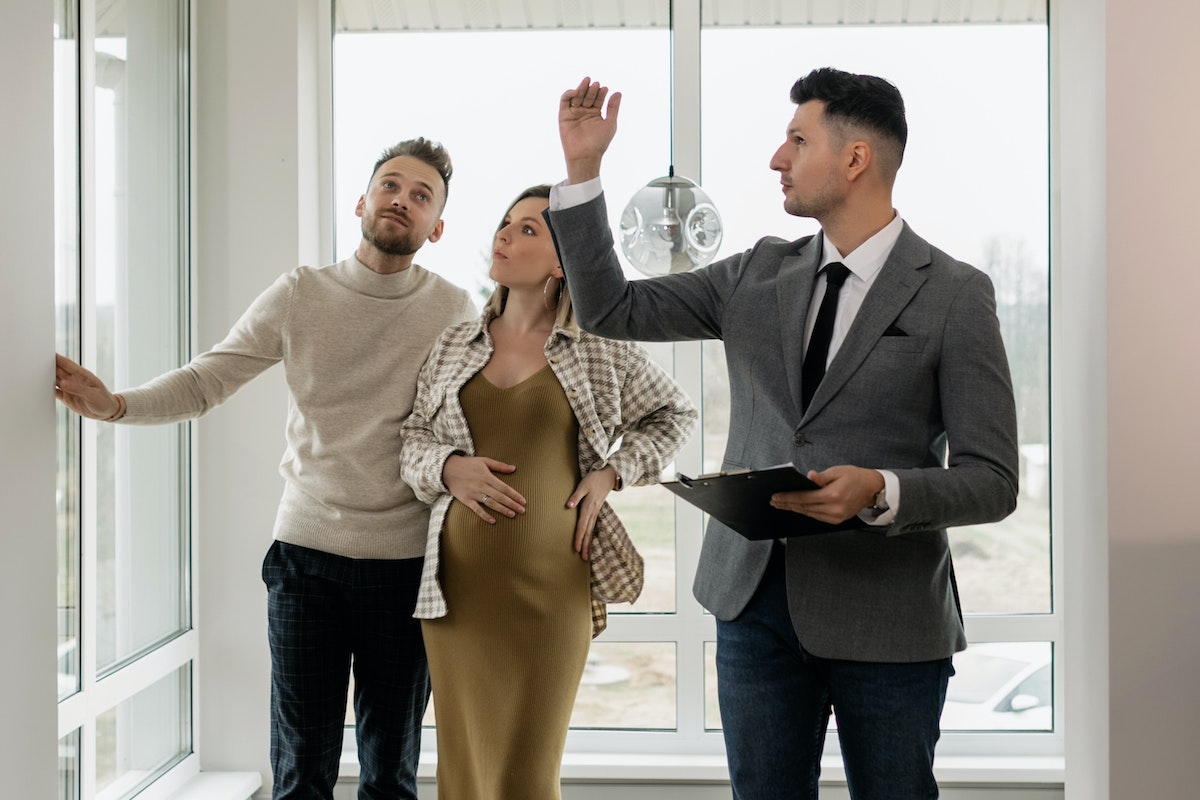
[483,184,579,334]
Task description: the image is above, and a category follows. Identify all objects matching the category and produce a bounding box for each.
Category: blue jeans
[715,543,953,800]
[262,541,429,800]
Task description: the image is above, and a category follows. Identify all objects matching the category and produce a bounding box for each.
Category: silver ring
[480,494,489,505]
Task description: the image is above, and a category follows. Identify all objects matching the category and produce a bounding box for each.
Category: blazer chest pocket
[872,333,927,354]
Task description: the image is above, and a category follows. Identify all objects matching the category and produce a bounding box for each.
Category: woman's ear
[553,265,564,279]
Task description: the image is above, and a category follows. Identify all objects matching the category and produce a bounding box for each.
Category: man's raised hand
[559,76,621,184]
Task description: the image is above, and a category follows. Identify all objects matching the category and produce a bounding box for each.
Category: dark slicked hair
[369,137,454,207]
[790,67,907,173]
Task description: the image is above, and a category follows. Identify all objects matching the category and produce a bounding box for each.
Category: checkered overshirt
[401,311,697,637]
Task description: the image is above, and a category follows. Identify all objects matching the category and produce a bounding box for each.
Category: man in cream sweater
[55,138,477,800]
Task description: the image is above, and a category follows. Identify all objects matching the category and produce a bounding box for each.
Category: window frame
[328,0,1063,773]
[55,0,199,797]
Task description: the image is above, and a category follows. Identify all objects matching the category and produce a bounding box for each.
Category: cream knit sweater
[119,255,477,559]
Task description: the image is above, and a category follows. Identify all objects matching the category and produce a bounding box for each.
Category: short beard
[362,216,422,256]
[784,198,822,219]
[783,185,837,221]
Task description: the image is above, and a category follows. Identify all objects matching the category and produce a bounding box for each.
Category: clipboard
[662,463,861,539]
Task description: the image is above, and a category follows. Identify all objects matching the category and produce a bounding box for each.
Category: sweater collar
[330,254,425,299]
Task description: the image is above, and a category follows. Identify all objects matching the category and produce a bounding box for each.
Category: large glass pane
[700,341,728,476]
[700,23,1050,615]
[59,728,81,800]
[55,0,81,702]
[571,642,676,730]
[93,0,189,672]
[606,340,678,614]
[703,641,720,730]
[333,26,670,290]
[96,664,193,799]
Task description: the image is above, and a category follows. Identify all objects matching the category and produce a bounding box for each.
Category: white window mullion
[81,717,98,800]
[64,2,195,797]
[963,614,1062,643]
[58,692,89,740]
[76,2,100,798]
[669,0,702,183]
[90,631,198,716]
[670,340,707,741]
[671,0,709,748]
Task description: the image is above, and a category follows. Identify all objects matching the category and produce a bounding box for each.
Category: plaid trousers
[262,541,429,800]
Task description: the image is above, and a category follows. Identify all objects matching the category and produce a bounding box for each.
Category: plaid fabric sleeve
[399,337,469,504]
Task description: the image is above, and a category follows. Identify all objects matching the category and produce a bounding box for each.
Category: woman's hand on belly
[567,465,621,560]
[443,454,527,524]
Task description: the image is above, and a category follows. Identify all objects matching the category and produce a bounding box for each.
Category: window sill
[166,772,262,799]
[341,753,1064,786]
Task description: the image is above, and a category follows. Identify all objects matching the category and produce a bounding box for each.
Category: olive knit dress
[422,364,592,800]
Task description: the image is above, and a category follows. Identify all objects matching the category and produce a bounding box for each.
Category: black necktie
[801,262,851,412]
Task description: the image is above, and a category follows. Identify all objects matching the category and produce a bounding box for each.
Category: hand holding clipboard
[662,463,861,539]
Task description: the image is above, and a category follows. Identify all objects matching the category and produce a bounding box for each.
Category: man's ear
[355,195,366,218]
[427,219,445,244]
[845,141,872,182]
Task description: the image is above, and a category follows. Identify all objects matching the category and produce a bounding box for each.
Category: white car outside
[940,641,1053,731]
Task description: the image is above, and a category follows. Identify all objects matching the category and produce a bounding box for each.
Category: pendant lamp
[618,2,722,277]
[619,167,722,276]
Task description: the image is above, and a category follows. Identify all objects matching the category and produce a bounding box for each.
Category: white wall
[0,1,59,797]
[1105,1,1200,798]
[191,0,325,788]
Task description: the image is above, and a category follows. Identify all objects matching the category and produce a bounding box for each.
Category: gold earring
[543,275,561,310]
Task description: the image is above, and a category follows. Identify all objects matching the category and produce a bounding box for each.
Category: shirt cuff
[550,176,603,210]
[858,469,899,527]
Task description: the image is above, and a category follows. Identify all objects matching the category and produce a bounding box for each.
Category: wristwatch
[871,486,889,513]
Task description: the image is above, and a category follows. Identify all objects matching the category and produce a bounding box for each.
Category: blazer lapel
[779,234,823,419]
[802,224,931,419]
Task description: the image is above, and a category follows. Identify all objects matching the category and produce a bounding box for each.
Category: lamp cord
[668,0,674,174]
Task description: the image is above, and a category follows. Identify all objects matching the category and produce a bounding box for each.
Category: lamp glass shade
[619,174,723,276]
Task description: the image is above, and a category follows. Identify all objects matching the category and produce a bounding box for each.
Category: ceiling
[334,0,1047,32]
[85,0,1046,39]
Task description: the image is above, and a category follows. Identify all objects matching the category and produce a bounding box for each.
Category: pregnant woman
[400,184,696,799]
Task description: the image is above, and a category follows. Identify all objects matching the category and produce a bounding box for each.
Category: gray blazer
[547,194,1019,662]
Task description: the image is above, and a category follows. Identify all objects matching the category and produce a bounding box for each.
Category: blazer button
[793,433,807,446]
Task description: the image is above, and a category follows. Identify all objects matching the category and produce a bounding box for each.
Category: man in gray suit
[548,69,1019,798]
